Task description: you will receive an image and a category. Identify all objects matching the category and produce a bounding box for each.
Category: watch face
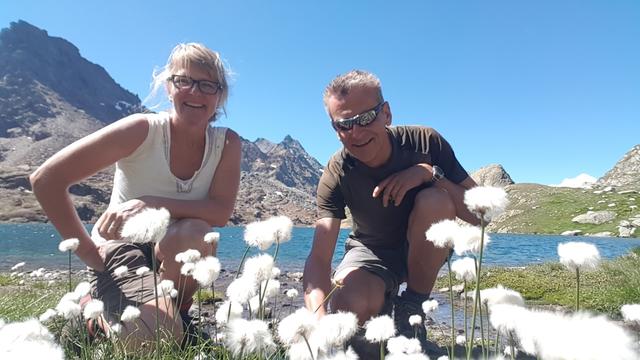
[433,165,444,181]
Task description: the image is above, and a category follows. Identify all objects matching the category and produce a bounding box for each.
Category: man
[303,70,478,354]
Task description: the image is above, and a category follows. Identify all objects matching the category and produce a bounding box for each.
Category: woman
[30,43,241,347]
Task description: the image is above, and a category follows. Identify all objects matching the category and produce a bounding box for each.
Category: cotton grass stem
[67,251,72,292]
[576,267,580,311]
[447,257,455,356]
[234,246,251,280]
[467,218,486,360]
[314,280,343,313]
[151,251,160,359]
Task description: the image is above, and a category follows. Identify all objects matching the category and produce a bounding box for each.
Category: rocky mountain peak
[470,163,514,187]
[0,20,140,129]
[597,145,640,190]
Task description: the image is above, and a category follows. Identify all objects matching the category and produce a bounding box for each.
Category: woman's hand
[95,199,147,240]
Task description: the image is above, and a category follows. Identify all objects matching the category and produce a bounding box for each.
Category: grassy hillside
[488,184,639,237]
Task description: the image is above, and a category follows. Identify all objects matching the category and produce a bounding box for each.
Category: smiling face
[167,65,221,127]
[327,86,392,168]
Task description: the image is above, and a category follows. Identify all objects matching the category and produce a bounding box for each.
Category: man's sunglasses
[332,101,386,131]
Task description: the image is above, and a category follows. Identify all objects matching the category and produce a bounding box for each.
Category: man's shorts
[333,238,409,302]
[90,241,158,324]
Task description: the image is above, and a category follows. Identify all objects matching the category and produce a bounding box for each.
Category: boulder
[561,230,583,236]
[589,232,614,237]
[470,164,514,187]
[571,210,616,224]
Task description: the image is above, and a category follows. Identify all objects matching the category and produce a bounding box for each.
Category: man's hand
[95,198,147,240]
[372,164,432,207]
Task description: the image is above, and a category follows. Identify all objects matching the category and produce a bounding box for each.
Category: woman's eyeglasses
[168,75,223,95]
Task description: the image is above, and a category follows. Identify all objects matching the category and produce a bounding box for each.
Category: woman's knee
[160,218,214,257]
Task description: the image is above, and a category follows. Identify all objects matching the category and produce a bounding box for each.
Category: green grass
[438,248,640,316]
[495,185,639,236]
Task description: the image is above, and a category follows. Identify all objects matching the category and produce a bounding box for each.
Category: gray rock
[572,210,616,224]
[561,230,583,236]
[597,145,640,190]
[588,232,614,237]
[470,164,514,187]
[619,226,636,238]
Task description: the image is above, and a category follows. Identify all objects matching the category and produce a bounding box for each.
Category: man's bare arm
[303,217,341,317]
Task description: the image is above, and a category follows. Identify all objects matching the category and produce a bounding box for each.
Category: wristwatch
[430,165,445,184]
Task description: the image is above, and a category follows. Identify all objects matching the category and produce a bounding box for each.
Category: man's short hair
[323,70,384,112]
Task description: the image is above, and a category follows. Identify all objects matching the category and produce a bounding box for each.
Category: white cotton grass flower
[242,253,275,283]
[469,285,524,309]
[10,262,25,271]
[58,238,79,252]
[170,288,178,298]
[321,347,359,360]
[364,315,396,343]
[74,281,92,297]
[621,304,640,323]
[313,311,358,351]
[30,268,45,277]
[422,299,439,315]
[120,305,141,323]
[456,334,467,346]
[83,299,104,320]
[277,307,317,345]
[288,339,319,360]
[156,279,175,297]
[261,279,280,300]
[181,262,196,276]
[249,296,262,316]
[226,277,257,304]
[110,323,122,337]
[409,314,422,327]
[192,256,221,287]
[558,241,601,271]
[451,257,477,281]
[39,309,58,322]
[453,224,491,255]
[244,215,293,250]
[490,304,638,360]
[204,231,220,244]
[215,300,243,325]
[56,300,81,319]
[136,266,151,276]
[425,219,460,248]
[464,186,509,222]
[175,249,202,264]
[286,288,299,299]
[387,335,422,354]
[113,265,129,279]
[120,207,170,244]
[503,345,519,357]
[0,318,64,360]
[271,267,281,278]
[387,354,430,360]
[225,319,276,357]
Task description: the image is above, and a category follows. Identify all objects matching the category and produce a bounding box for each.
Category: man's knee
[329,269,386,324]
[412,187,455,219]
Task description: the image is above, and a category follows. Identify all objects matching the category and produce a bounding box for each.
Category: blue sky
[2,0,639,185]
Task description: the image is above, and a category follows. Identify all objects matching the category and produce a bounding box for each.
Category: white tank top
[110,112,227,205]
[91,112,227,245]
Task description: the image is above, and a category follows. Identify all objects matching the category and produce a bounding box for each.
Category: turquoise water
[1,223,639,272]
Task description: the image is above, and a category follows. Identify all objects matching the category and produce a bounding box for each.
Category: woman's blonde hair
[145,43,230,121]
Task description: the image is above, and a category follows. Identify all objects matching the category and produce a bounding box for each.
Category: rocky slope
[0,20,321,225]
